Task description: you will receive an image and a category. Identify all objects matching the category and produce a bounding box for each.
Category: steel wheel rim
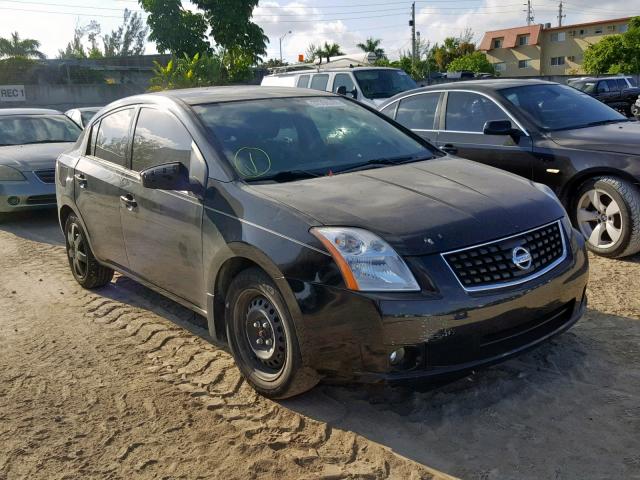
[577,188,623,249]
[67,223,88,279]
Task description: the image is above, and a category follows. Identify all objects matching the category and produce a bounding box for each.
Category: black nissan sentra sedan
[56,86,588,398]
[379,80,640,258]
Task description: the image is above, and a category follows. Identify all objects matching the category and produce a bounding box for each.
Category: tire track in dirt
[0,229,451,480]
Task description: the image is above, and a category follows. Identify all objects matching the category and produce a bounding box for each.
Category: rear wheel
[65,213,114,288]
[225,268,318,399]
[573,176,640,258]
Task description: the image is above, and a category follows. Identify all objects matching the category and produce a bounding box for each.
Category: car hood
[549,122,640,155]
[0,143,73,171]
[251,158,566,256]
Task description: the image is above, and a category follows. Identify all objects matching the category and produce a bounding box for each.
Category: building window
[518,59,532,69]
[550,56,566,66]
[607,25,616,32]
[567,55,576,62]
[619,24,629,33]
[493,38,503,48]
[518,34,530,46]
[579,29,586,35]
[494,62,506,72]
[550,32,566,42]
[594,27,603,34]
[568,30,576,37]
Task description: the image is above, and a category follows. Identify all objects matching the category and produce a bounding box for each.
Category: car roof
[266,67,400,77]
[68,107,102,112]
[0,108,63,116]
[570,76,630,81]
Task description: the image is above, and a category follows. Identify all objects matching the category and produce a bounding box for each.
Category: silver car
[0,108,81,215]
[65,107,102,129]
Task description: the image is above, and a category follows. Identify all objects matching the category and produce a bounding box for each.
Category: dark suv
[56,87,588,398]
[569,76,640,115]
[380,80,640,258]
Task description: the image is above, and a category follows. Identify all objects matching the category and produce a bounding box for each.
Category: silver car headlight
[311,227,420,291]
[0,165,26,181]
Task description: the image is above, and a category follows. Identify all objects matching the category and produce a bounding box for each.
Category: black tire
[572,176,640,258]
[64,213,114,288]
[632,103,640,119]
[225,268,318,399]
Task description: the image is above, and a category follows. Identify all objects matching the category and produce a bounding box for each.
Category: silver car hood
[0,143,73,171]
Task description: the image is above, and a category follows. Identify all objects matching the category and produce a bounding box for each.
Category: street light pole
[279,31,292,63]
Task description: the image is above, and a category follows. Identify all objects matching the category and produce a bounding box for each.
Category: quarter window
[93,109,133,167]
[445,92,510,133]
[310,74,329,91]
[395,93,440,130]
[131,108,193,172]
[297,74,310,88]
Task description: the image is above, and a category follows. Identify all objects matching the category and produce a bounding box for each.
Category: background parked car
[568,76,640,116]
[65,107,102,129]
[0,108,81,218]
[380,79,640,258]
[56,86,587,399]
[261,67,417,107]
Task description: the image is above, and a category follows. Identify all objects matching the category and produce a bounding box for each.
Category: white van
[261,67,417,108]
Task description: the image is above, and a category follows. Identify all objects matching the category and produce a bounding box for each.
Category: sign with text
[0,86,26,102]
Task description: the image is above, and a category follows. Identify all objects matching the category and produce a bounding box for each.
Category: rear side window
[310,74,329,91]
[93,109,133,167]
[131,108,192,172]
[297,75,310,88]
[445,92,509,133]
[395,93,440,130]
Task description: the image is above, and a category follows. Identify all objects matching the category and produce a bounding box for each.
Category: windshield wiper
[334,155,432,175]
[246,169,321,183]
[22,140,72,145]
[583,119,630,127]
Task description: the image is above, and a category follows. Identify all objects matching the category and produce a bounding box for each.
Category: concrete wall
[0,83,148,112]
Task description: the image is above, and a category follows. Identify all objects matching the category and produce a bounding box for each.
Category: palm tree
[0,32,45,59]
[318,42,344,64]
[356,37,385,59]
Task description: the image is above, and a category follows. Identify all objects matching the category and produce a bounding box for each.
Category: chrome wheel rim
[243,295,286,373]
[577,189,623,249]
[67,223,88,279]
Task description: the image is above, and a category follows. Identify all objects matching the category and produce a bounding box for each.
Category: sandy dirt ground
[1,210,639,480]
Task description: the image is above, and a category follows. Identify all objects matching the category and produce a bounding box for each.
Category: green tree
[431,35,475,71]
[447,51,495,74]
[356,37,385,59]
[583,17,640,74]
[0,32,45,59]
[305,43,320,62]
[317,42,344,63]
[103,9,148,57]
[139,0,210,57]
[149,52,225,91]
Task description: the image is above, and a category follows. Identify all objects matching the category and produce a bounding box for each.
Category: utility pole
[279,30,291,64]
[557,1,566,27]
[410,2,416,61]
[524,0,534,26]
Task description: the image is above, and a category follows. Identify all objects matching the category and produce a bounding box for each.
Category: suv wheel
[65,213,114,288]
[225,268,318,399]
[632,103,640,119]
[573,176,640,258]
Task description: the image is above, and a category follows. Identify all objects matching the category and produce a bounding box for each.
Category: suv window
[333,73,356,94]
[310,74,329,91]
[297,75,310,88]
[395,93,440,130]
[445,92,509,133]
[616,78,628,90]
[597,81,609,93]
[93,109,133,167]
[131,108,192,172]
[606,79,619,91]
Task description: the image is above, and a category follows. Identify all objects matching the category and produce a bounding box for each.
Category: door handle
[120,194,137,211]
[441,144,458,154]
[74,173,87,188]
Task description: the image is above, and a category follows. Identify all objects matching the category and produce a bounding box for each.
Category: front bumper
[0,172,56,213]
[288,227,589,383]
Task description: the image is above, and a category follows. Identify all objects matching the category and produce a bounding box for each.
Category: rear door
[391,92,442,144]
[436,91,534,179]
[74,108,134,268]
[119,107,206,307]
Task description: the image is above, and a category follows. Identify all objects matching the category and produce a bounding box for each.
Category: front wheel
[573,176,640,258]
[65,213,114,288]
[631,103,640,119]
[225,268,318,399]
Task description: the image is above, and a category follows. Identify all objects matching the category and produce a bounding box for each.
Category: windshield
[0,115,81,146]
[80,109,100,125]
[570,80,596,93]
[499,84,626,131]
[193,96,434,182]
[353,69,417,99]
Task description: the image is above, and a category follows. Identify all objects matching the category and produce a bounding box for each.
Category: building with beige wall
[479,17,632,76]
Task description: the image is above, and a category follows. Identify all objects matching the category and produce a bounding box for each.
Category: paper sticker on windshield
[305,98,344,108]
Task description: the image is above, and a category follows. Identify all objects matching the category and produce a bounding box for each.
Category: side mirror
[140,162,190,191]
[483,120,521,137]
[336,85,348,96]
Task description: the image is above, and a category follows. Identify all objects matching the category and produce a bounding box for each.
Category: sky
[0,0,636,62]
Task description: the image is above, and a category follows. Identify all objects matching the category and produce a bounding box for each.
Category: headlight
[311,227,420,291]
[0,165,26,181]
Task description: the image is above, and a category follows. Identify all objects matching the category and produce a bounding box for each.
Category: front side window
[310,74,329,91]
[445,92,509,133]
[297,75,310,88]
[353,69,417,99]
[333,73,356,94]
[395,93,440,130]
[93,109,133,167]
[500,84,626,131]
[606,79,620,91]
[131,108,192,172]
[0,115,80,146]
[192,97,435,182]
[597,81,610,93]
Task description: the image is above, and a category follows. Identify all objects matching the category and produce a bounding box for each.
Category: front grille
[26,194,57,205]
[34,169,55,183]
[442,220,566,292]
